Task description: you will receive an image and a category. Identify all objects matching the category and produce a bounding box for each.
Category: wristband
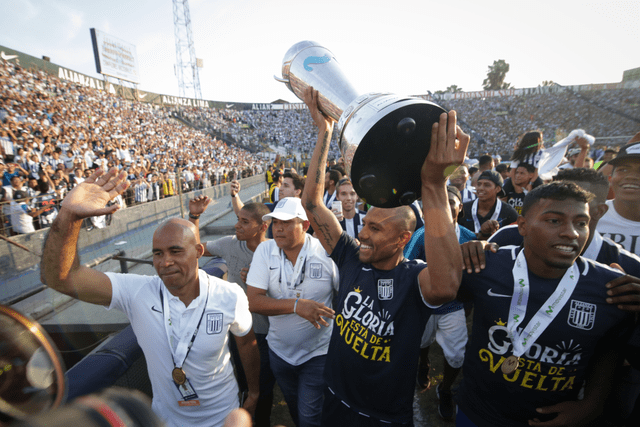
[231,193,236,198]
[293,298,299,314]
[188,213,200,219]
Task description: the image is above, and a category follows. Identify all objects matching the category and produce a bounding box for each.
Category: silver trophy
[275,40,447,208]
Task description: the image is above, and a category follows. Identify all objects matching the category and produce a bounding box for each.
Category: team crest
[378,279,394,300]
[309,263,323,279]
[206,313,223,334]
[567,300,596,330]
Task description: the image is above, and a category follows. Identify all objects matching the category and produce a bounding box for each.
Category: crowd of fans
[0,57,264,236]
[2,51,639,237]
[444,88,640,157]
[181,105,342,161]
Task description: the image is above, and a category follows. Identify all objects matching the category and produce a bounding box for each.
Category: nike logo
[269,266,278,270]
[1,52,18,61]
[487,289,512,298]
[151,306,163,313]
[362,267,372,271]
[226,104,234,108]
[303,54,331,71]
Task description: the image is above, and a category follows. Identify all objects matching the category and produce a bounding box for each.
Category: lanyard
[160,275,210,369]
[471,199,502,233]
[508,249,579,358]
[279,236,309,295]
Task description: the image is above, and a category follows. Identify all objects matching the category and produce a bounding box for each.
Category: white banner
[90,28,140,84]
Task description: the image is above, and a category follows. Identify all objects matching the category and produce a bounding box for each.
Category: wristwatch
[188,213,200,219]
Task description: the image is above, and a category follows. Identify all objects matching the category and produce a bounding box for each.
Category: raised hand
[189,195,212,216]
[422,111,470,186]
[61,168,129,220]
[303,86,334,132]
[230,180,241,197]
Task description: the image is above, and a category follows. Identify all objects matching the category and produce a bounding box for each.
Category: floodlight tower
[173,0,202,99]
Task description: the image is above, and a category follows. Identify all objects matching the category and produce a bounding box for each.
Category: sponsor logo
[206,313,223,334]
[487,289,512,298]
[1,52,18,61]
[303,54,331,71]
[151,305,162,313]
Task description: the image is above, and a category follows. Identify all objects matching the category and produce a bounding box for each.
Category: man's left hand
[422,111,470,186]
[303,86,334,132]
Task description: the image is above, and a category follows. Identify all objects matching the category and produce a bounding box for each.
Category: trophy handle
[274,75,288,84]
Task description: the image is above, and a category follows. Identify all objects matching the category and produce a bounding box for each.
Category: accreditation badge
[175,378,199,405]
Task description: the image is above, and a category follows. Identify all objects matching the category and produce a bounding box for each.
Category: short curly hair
[521,181,594,217]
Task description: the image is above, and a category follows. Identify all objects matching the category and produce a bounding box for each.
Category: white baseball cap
[263,197,308,221]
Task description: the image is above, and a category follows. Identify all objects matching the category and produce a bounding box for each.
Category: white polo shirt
[246,234,339,365]
[107,269,252,427]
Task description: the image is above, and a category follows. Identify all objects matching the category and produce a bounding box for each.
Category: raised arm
[230,180,244,216]
[300,87,343,254]
[418,112,470,305]
[187,194,211,246]
[40,168,129,306]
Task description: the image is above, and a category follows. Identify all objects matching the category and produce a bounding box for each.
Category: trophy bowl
[276,41,447,208]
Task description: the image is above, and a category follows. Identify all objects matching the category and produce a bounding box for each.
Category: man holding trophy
[301,85,469,426]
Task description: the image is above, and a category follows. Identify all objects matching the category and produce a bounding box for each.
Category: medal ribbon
[279,235,309,296]
[471,199,502,233]
[508,249,579,358]
[160,274,211,370]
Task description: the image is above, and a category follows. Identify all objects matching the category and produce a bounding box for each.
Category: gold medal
[501,355,520,374]
[172,367,187,385]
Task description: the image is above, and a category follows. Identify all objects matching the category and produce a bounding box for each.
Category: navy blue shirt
[489,225,640,278]
[457,247,633,427]
[459,199,519,234]
[325,232,431,423]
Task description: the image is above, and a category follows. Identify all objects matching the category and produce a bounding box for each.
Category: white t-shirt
[246,234,339,365]
[107,270,252,427]
[206,236,270,335]
[597,199,640,255]
[9,201,35,234]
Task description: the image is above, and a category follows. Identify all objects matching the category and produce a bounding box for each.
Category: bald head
[152,218,204,301]
[369,206,416,233]
[154,218,200,244]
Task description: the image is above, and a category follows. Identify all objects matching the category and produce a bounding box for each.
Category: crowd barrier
[0,175,267,309]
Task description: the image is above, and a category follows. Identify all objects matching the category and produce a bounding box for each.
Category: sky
[0,0,638,104]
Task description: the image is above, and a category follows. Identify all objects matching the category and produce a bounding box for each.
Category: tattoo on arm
[314,131,331,185]
[310,209,336,249]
